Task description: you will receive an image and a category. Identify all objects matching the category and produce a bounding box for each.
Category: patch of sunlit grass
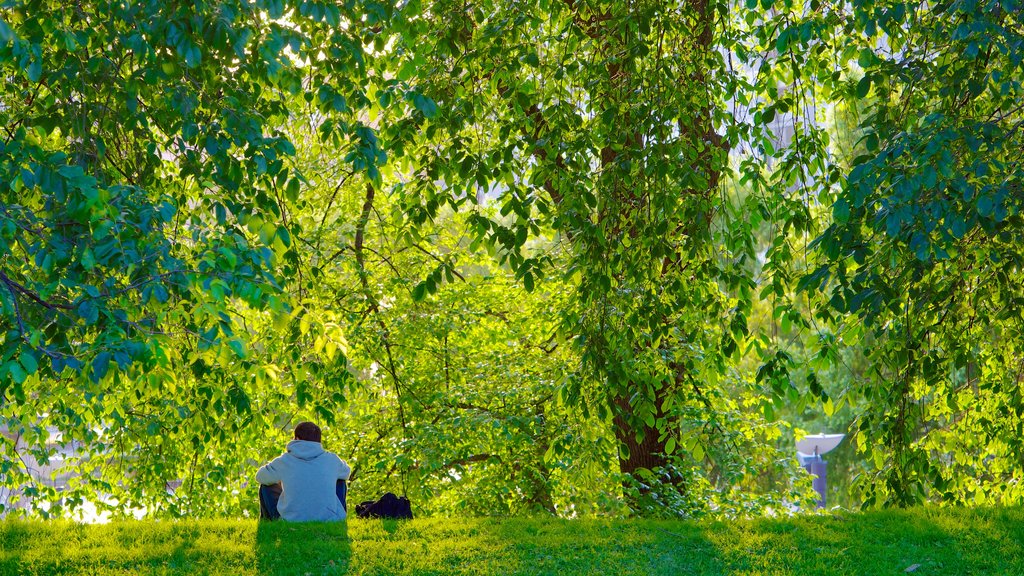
[1,507,1021,575]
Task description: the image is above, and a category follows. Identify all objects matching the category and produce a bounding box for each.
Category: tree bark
[612,395,671,478]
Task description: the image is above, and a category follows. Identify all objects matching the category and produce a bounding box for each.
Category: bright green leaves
[794,0,1024,508]
[0,0,367,518]
[284,177,301,202]
[2,0,1020,520]
[664,436,676,455]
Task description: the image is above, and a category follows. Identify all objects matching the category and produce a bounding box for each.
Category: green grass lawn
[1,507,1021,575]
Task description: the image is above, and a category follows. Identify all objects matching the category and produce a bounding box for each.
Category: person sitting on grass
[256,421,352,522]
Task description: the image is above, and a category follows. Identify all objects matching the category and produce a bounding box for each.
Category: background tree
[744,0,1024,507]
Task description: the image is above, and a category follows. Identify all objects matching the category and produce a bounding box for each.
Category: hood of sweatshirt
[286,439,326,461]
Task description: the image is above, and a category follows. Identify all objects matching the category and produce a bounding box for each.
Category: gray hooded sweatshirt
[256,439,351,522]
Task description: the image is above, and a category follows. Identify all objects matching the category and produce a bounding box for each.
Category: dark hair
[294,421,322,443]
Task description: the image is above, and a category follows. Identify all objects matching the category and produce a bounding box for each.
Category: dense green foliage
[1,0,1022,518]
[754,0,1024,507]
[3,507,1024,575]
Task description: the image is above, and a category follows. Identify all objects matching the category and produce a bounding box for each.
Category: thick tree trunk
[522,0,719,507]
[604,0,716,503]
[612,394,670,478]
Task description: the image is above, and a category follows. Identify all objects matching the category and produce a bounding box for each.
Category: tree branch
[412,243,466,281]
[0,271,74,311]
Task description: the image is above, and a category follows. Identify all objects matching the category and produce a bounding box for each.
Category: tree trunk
[529,407,558,513]
[602,0,716,503]
[612,394,670,479]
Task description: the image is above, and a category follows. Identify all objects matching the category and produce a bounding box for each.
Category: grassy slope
[1,507,1022,575]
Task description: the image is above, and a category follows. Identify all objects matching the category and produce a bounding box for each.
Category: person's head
[293,421,322,443]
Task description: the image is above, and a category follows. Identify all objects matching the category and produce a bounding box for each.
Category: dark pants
[259,480,347,521]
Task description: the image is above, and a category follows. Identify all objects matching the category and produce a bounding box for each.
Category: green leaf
[834,198,850,223]
[27,60,42,82]
[158,201,176,222]
[692,443,705,462]
[775,30,789,53]
[184,44,201,68]
[19,351,38,375]
[949,214,966,238]
[865,133,879,151]
[856,75,871,98]
[78,300,99,325]
[412,281,427,301]
[91,352,111,382]
[152,284,169,304]
[81,248,96,271]
[285,178,301,201]
[977,195,994,217]
[807,372,824,398]
[228,339,246,358]
[0,19,14,44]
[413,94,438,118]
[9,363,27,384]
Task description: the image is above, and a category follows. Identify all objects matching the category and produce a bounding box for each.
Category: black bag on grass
[355,492,413,519]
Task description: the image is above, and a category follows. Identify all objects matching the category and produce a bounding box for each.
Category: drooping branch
[0,271,75,312]
[1,272,28,338]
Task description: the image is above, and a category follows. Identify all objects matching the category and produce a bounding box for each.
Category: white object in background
[796,433,845,510]
[795,433,845,458]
